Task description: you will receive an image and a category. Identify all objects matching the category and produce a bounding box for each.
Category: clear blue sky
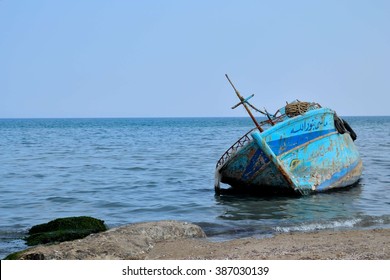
[1,0,389,117]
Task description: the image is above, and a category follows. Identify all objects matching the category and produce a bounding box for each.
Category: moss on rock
[5,250,44,260]
[4,250,25,260]
[25,216,107,246]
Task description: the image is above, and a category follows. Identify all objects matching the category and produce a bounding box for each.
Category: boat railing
[216,128,255,168]
[215,114,287,169]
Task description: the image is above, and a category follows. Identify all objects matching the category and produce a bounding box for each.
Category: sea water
[0,117,389,258]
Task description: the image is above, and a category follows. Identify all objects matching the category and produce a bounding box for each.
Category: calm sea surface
[0,117,389,258]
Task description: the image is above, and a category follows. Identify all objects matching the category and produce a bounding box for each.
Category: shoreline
[5,221,390,260]
[146,228,390,260]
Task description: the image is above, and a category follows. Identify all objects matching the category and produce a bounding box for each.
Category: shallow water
[0,117,389,258]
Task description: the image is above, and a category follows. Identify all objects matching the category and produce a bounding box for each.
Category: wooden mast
[225,74,264,132]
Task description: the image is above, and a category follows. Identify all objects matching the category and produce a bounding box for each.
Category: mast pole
[225,74,264,132]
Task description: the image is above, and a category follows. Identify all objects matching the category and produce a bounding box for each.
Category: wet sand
[146,229,390,260]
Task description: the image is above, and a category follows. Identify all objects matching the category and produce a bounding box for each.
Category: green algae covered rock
[25,216,107,246]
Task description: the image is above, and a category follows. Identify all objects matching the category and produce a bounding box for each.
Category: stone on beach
[7,220,206,260]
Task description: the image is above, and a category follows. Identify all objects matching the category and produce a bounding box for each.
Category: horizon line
[0,115,389,120]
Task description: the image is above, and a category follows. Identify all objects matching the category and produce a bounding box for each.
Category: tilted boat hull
[215,107,363,195]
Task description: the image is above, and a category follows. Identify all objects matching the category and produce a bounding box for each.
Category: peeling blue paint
[268,129,336,156]
[315,159,362,191]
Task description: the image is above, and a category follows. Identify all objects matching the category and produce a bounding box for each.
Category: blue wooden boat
[215,75,363,195]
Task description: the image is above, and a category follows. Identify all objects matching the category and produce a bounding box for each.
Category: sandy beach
[146,228,390,260]
[7,221,389,260]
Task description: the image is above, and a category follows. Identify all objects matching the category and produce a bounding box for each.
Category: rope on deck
[285,101,314,117]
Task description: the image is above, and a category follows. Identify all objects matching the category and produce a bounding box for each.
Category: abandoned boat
[215,75,363,195]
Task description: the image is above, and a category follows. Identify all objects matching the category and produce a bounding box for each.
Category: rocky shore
[6,220,390,260]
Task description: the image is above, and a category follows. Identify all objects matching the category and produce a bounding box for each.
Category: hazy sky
[1,0,389,117]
